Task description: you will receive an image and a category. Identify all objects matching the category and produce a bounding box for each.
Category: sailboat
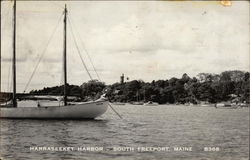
[0,1,108,119]
[131,90,143,105]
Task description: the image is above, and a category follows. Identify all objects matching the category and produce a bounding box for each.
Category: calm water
[0,105,249,160]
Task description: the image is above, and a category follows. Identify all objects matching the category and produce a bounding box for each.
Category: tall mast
[0,0,2,92]
[63,4,67,106]
[12,0,17,107]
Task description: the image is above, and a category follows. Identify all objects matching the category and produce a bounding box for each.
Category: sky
[0,1,249,93]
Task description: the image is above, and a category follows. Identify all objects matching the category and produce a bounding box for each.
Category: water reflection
[0,105,249,160]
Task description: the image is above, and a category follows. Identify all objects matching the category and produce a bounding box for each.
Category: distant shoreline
[1,71,249,106]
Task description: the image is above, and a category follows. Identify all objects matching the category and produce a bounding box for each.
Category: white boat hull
[0,100,108,119]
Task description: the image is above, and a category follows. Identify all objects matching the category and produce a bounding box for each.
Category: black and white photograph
[0,0,249,160]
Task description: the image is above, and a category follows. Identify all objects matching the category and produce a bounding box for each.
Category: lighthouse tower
[120,74,124,84]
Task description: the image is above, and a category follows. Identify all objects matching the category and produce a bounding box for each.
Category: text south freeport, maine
[29,146,193,152]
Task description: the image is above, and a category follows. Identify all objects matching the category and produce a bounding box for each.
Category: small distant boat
[132,102,144,105]
[238,103,248,107]
[200,101,210,107]
[131,90,144,105]
[215,103,240,109]
[201,104,210,107]
[144,101,159,106]
[184,103,194,106]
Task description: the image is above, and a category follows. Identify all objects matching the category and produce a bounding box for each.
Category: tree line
[30,70,250,104]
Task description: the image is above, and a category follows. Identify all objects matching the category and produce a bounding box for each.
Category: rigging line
[68,15,101,81]
[108,103,123,119]
[68,17,93,81]
[68,14,101,81]
[23,12,64,93]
